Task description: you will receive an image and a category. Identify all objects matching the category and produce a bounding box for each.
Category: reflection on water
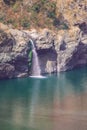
[0,67,87,130]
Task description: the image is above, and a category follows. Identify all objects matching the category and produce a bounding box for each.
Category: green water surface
[0,67,87,130]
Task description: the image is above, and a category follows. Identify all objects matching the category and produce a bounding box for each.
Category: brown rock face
[0,63,15,79]
[0,27,31,79]
[0,24,87,79]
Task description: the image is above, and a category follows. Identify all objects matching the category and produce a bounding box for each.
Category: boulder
[0,29,30,79]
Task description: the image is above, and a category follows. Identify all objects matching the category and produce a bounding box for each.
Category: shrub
[41,0,47,4]
[27,6,31,12]
[0,16,5,22]
[12,3,19,12]
[47,11,56,19]
[53,18,60,27]
[13,22,18,28]
[62,23,69,30]
[21,18,30,28]
[53,13,69,30]
[32,4,41,13]
[7,19,14,24]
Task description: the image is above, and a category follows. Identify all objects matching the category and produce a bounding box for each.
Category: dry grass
[0,0,86,31]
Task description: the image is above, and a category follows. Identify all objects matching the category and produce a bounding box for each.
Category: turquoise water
[0,67,87,130]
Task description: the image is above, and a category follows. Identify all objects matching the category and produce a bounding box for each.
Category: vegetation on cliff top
[0,0,87,30]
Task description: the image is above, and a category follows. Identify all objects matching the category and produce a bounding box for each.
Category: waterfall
[29,39,41,76]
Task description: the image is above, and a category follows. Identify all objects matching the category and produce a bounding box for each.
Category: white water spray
[29,39,41,76]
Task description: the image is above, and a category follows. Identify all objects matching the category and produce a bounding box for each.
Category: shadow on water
[63,67,87,94]
[0,67,87,130]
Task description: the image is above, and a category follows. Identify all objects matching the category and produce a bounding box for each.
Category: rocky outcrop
[56,26,87,72]
[0,23,87,79]
[30,26,87,73]
[0,26,31,79]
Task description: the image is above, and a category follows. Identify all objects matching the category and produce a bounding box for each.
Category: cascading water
[29,39,41,76]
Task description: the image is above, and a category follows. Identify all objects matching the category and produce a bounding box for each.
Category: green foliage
[1,0,69,30]
[21,18,30,28]
[28,50,33,67]
[50,2,56,9]
[53,13,69,30]
[28,51,32,60]
[7,19,14,24]
[47,11,56,19]
[30,13,39,26]
[30,0,57,28]
[41,0,47,4]
[32,4,41,13]
[61,23,69,30]
[46,1,56,11]
[31,0,56,15]
[27,6,31,12]
[0,16,5,22]
[0,13,6,23]
[53,21,69,30]
[22,21,30,28]
[12,3,19,12]
[13,22,18,28]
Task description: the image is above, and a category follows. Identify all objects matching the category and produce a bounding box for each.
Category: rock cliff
[0,24,30,79]
[0,23,87,79]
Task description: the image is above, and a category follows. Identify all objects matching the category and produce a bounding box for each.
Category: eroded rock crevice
[38,48,57,74]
